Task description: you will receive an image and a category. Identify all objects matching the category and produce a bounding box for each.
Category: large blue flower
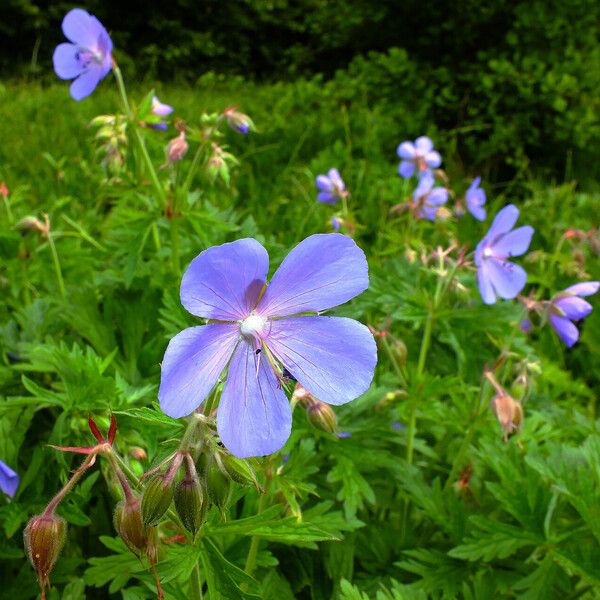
[159,234,377,458]
[52,9,113,101]
[549,281,599,347]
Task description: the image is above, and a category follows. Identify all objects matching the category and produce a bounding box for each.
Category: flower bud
[390,339,408,366]
[17,216,46,234]
[205,462,232,511]
[114,495,147,556]
[141,474,174,527]
[223,107,254,134]
[24,513,67,594]
[306,400,338,435]
[221,454,260,489]
[174,478,208,536]
[165,132,188,165]
[490,393,523,442]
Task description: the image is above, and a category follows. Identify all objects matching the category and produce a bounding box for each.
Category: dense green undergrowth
[0,80,599,599]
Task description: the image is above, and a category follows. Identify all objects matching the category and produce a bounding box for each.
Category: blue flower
[465,177,486,221]
[549,281,599,347]
[0,459,19,498]
[475,205,534,304]
[397,136,441,179]
[316,169,347,204]
[52,9,113,101]
[150,96,174,130]
[413,172,448,221]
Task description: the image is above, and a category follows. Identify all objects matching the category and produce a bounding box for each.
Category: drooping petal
[491,226,534,258]
[217,342,292,458]
[413,171,434,199]
[257,233,368,318]
[477,261,497,304]
[427,187,448,206]
[70,68,103,101]
[564,281,600,297]
[266,316,376,406]
[486,204,520,241]
[469,204,487,222]
[159,324,239,418]
[414,136,434,153]
[486,258,528,300]
[424,150,442,168]
[317,192,337,204]
[554,296,593,320]
[398,160,415,178]
[0,460,19,498]
[152,97,174,116]
[180,238,269,321]
[397,141,416,159]
[328,168,344,189]
[52,43,82,79]
[62,8,106,49]
[316,175,333,192]
[549,314,579,347]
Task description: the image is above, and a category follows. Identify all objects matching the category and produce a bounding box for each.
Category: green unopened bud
[24,513,67,594]
[206,462,232,511]
[307,400,338,435]
[141,474,174,527]
[221,454,261,489]
[114,496,147,556]
[174,478,207,536]
[390,339,408,366]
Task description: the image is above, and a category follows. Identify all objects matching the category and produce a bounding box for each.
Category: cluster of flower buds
[206,143,238,185]
[292,383,339,435]
[89,114,128,175]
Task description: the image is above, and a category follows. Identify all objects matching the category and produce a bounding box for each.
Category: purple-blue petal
[424,150,442,168]
[180,238,269,321]
[415,136,434,153]
[469,204,486,221]
[398,160,415,178]
[485,258,528,300]
[413,171,434,198]
[70,68,104,101]
[419,205,438,221]
[427,188,448,206]
[328,168,344,189]
[477,261,497,304]
[564,281,600,297]
[62,8,108,51]
[266,316,376,406]
[217,341,292,458]
[0,459,20,498]
[159,324,239,418]
[554,296,593,320]
[317,192,337,204]
[491,226,534,258]
[152,97,174,116]
[397,141,416,160]
[257,233,368,318]
[487,204,521,241]
[549,314,579,347]
[316,175,333,192]
[52,43,82,79]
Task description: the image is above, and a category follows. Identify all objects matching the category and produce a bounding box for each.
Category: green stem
[182,139,209,199]
[244,490,270,576]
[381,336,407,386]
[113,62,165,208]
[46,232,66,299]
[170,216,181,274]
[189,562,203,600]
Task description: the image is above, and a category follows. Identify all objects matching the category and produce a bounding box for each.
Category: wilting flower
[465,177,486,221]
[316,169,348,204]
[52,9,113,101]
[159,234,377,458]
[548,281,599,347]
[150,96,174,130]
[397,136,441,179]
[413,172,448,221]
[0,459,19,497]
[475,205,534,304]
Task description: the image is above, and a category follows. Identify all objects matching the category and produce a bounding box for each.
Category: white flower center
[483,247,493,258]
[240,314,267,341]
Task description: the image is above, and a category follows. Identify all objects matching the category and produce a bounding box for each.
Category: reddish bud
[24,513,67,599]
[114,495,148,556]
